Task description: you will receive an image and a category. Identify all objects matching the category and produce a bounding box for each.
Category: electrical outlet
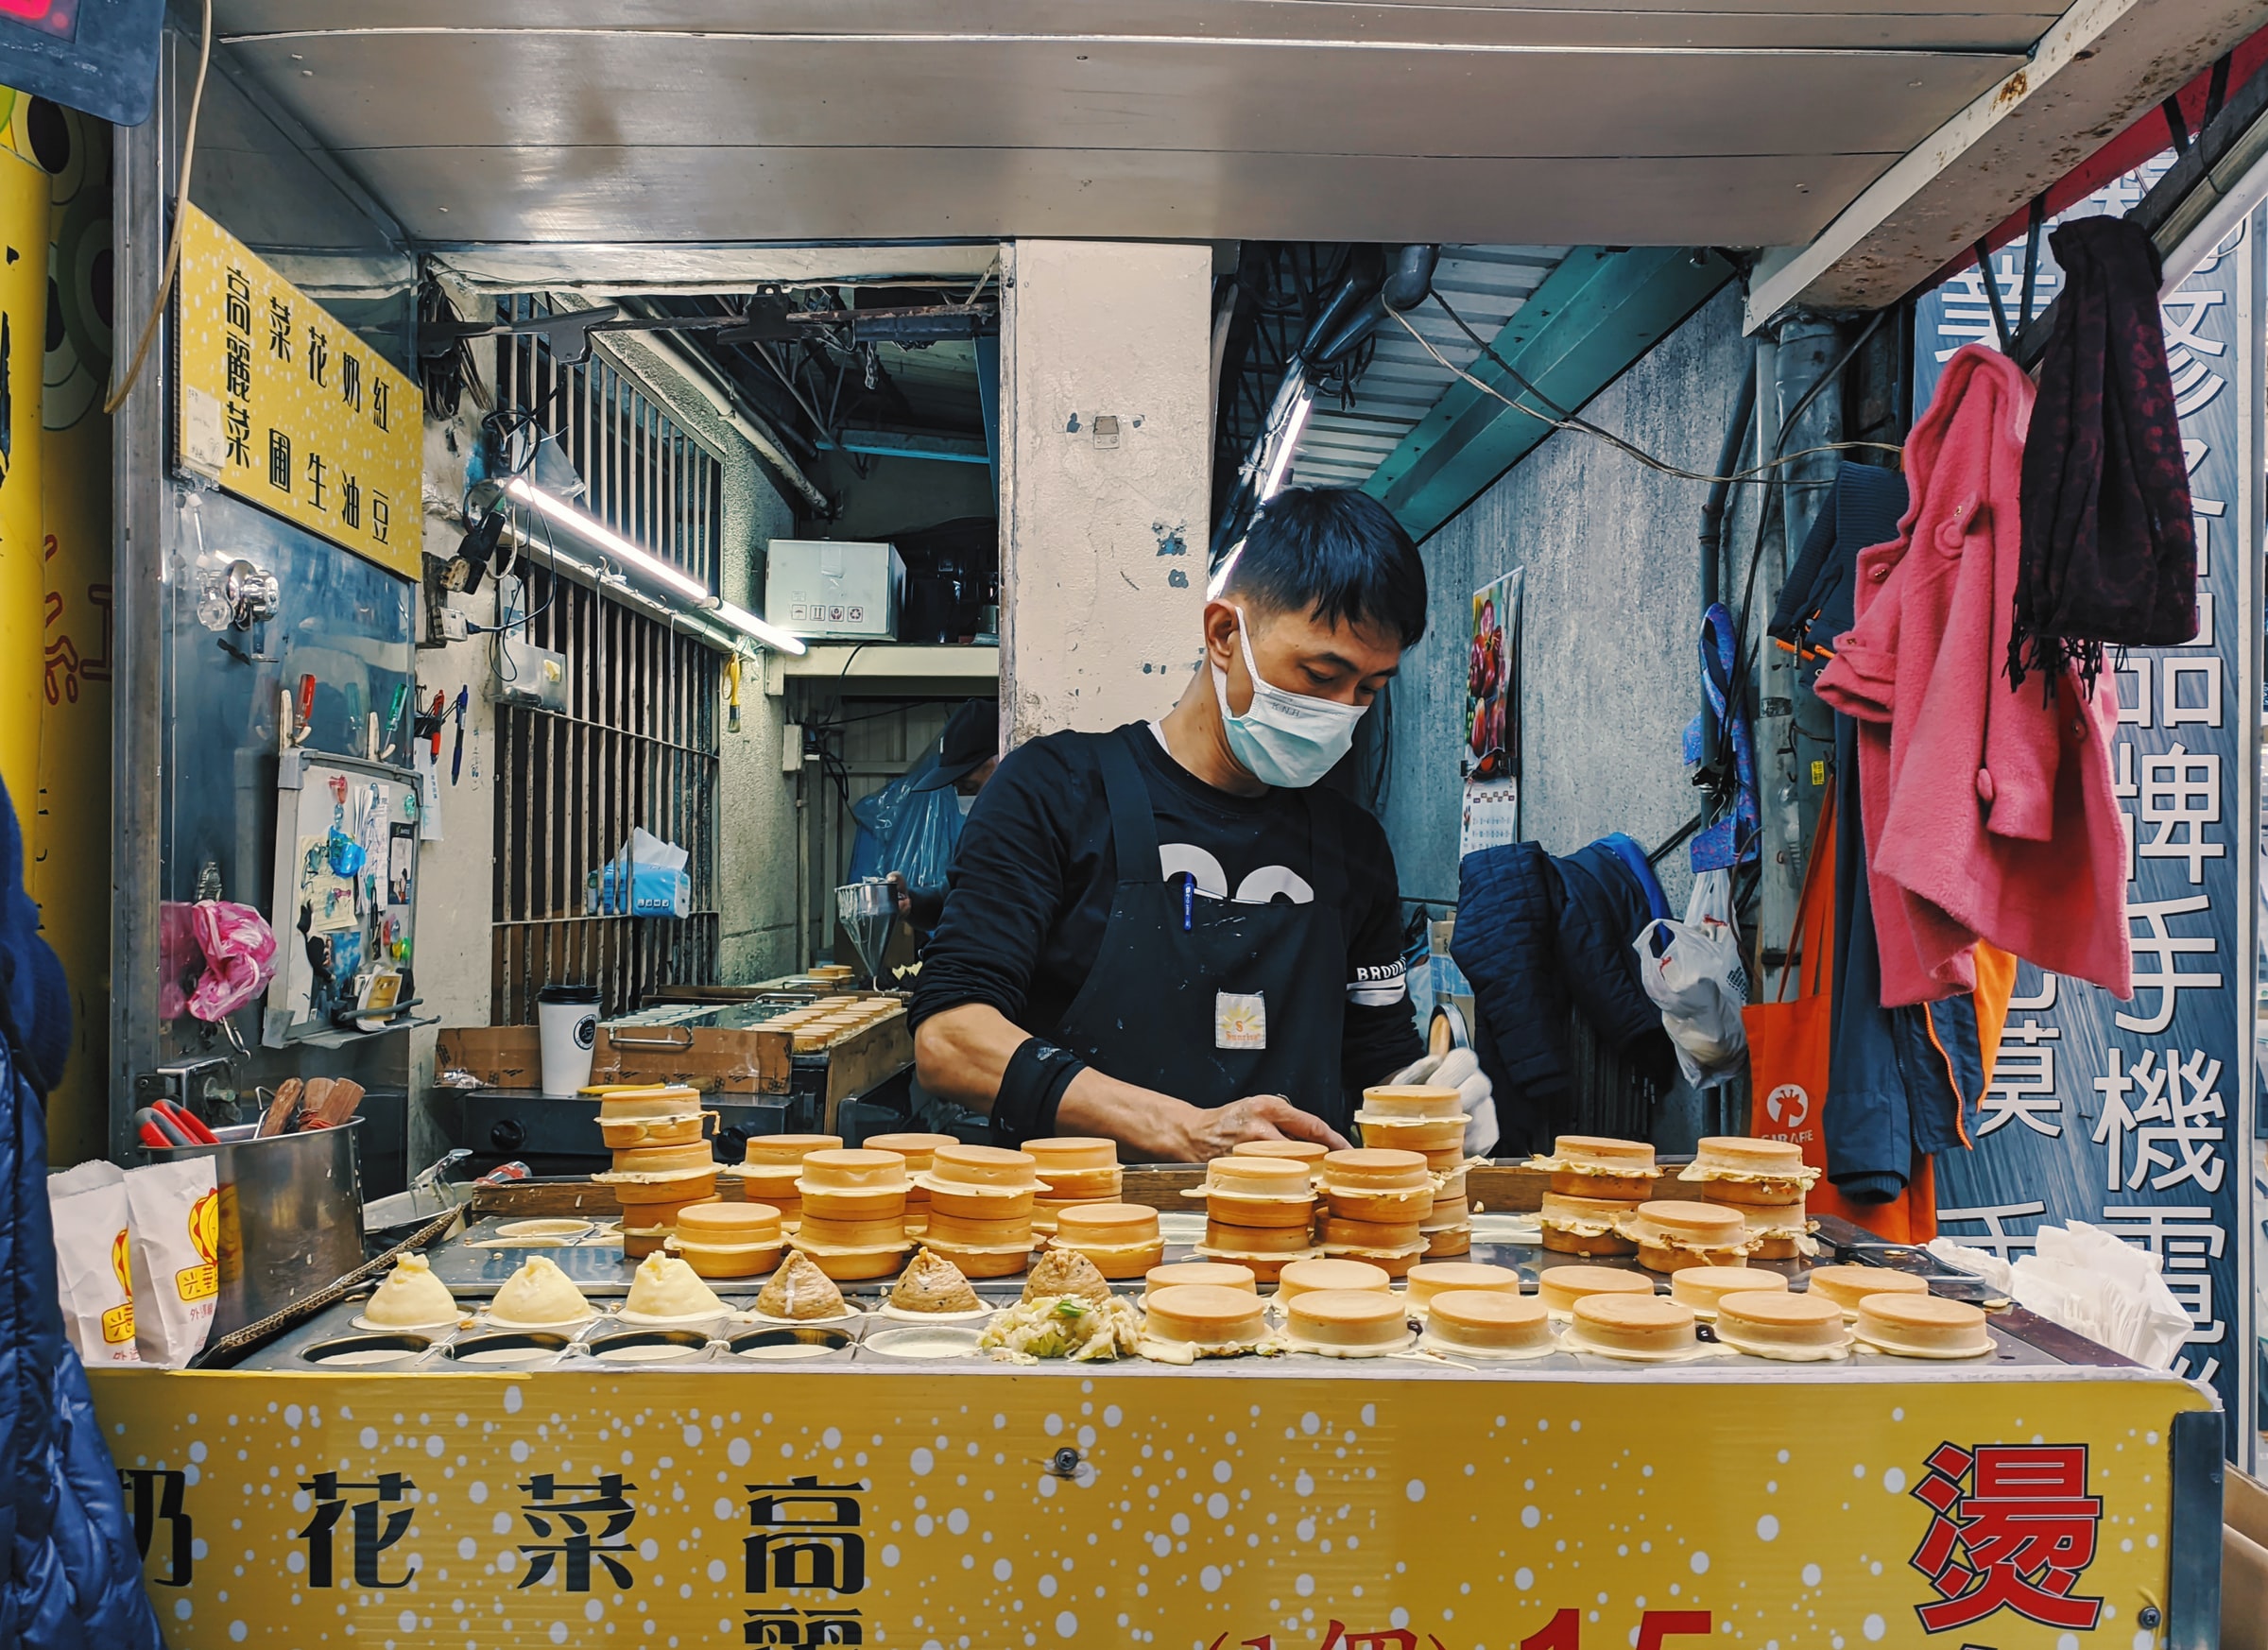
[782,723,804,774]
[440,609,470,643]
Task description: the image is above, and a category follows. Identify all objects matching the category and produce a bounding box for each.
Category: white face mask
[1210,608,1368,788]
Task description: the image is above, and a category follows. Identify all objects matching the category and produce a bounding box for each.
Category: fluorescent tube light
[502,477,806,655]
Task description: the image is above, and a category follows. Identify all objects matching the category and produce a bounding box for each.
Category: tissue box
[765,540,903,639]
[586,863,691,918]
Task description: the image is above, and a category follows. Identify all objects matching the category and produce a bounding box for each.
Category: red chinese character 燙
[1908,1442,2105,1632]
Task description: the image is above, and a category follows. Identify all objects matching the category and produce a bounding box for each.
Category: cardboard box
[2226,1466,2268,1650]
[765,539,904,639]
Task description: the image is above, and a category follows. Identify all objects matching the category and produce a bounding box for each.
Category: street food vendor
[911,487,1490,1160]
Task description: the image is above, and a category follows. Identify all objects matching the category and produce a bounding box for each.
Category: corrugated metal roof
[1286,245,1568,490]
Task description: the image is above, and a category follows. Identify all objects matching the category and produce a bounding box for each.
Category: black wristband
[992,1037,1086,1149]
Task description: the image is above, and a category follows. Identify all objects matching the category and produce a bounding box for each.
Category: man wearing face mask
[910,488,1490,1161]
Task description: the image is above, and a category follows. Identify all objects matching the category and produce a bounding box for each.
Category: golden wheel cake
[1537,1264,1654,1315]
[1853,1294,1992,1358]
[740,1134,843,1165]
[1421,1292,1555,1359]
[1145,1262,1257,1297]
[1140,1284,1272,1359]
[1357,1115,1468,1155]
[1804,1263,1929,1318]
[1626,1200,1755,1272]
[1528,1135,1660,1201]
[1023,1137,1122,1197]
[1537,1191,1640,1257]
[672,1202,785,1279]
[1567,1294,1700,1360]
[1049,1203,1164,1279]
[1714,1291,1852,1360]
[863,1131,958,1232]
[1670,1265,1781,1316]
[1675,1135,1820,1203]
[1405,1261,1522,1316]
[1230,1139,1330,1182]
[1282,1289,1414,1357]
[1182,1155,1317,1225]
[1277,1258,1392,1300]
[1318,1148,1436,1222]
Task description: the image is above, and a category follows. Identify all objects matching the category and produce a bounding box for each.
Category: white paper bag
[124,1156,221,1367]
[47,1160,141,1364]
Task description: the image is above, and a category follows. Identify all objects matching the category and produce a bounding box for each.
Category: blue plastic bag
[846,751,964,893]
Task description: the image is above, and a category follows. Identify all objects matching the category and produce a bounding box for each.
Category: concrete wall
[1383,285,1759,917]
[998,241,1212,744]
[814,451,995,542]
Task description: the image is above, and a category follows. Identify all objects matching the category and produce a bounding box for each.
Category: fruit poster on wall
[1458,568,1520,857]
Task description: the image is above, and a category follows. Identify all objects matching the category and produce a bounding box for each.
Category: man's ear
[1201,598,1242,669]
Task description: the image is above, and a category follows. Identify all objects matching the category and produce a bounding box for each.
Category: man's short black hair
[1220,486,1428,648]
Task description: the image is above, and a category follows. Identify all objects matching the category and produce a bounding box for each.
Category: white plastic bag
[2014,1222,2193,1370]
[1634,869,1749,1087]
[47,1160,142,1365]
[123,1156,220,1367]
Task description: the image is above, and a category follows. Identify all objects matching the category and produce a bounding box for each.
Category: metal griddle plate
[225,1212,2110,1381]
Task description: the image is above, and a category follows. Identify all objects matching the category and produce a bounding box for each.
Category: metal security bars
[490,298,724,1021]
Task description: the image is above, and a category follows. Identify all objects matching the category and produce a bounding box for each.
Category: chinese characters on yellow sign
[174,204,420,578]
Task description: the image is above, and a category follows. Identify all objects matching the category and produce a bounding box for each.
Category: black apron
[1047,727,1352,1133]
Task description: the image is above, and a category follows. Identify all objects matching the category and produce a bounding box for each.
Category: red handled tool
[152,1099,219,1144]
[134,1108,192,1148]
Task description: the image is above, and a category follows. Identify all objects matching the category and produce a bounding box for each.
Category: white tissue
[1935,1221,2192,1369]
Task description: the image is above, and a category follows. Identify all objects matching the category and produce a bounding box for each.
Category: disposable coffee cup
[537,985,602,1096]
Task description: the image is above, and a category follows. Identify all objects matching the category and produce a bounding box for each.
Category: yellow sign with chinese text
[89,1365,2208,1649]
[173,204,419,578]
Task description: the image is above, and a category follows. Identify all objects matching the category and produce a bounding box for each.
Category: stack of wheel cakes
[1352,1085,1471,1255]
[785,1149,915,1280]
[1675,1135,1821,1259]
[1527,1135,1660,1257]
[719,1134,841,1225]
[862,1132,958,1234]
[1186,1153,1320,1280]
[912,1144,1047,1277]
[1024,1137,1124,1233]
[1315,1149,1435,1277]
[588,1085,719,1258]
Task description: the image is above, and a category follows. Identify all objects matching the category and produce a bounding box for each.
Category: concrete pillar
[998,241,1212,746]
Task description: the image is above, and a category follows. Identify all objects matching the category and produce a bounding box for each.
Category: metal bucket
[145,1120,366,1338]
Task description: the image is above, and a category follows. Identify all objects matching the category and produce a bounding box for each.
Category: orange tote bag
[1742,787,1933,1244]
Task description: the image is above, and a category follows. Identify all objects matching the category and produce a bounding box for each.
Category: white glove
[1384,1046,1498,1158]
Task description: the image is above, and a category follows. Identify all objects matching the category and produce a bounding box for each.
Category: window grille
[490,298,724,1021]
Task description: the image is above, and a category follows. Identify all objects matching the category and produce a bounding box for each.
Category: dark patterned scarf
[2012,215,2197,692]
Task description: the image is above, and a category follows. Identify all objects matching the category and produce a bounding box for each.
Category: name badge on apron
[1215,991,1267,1050]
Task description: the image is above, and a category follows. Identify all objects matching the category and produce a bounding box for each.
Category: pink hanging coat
[1813,343,2132,1005]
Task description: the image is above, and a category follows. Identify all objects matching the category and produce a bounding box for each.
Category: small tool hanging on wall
[451,686,469,784]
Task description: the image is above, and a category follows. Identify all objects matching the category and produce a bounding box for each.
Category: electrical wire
[106,0,214,415]
[1389,300,1902,487]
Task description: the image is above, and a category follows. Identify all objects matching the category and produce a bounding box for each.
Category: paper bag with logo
[124,1156,220,1366]
[47,1159,141,1364]
[1741,788,1930,1242]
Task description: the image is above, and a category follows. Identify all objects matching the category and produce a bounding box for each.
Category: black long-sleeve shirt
[908,723,1422,1110]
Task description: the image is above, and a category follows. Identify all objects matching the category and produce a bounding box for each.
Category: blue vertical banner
[1913,176,2259,1453]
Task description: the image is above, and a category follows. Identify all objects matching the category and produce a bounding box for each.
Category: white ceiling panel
[279,146,1912,249]
[202,3,2046,249]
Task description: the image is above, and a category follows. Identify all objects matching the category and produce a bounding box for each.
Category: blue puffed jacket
[1452,834,1679,1154]
[0,774,165,1650]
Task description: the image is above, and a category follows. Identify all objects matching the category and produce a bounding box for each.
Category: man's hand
[1168,1095,1349,1160]
[885,869,914,919]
